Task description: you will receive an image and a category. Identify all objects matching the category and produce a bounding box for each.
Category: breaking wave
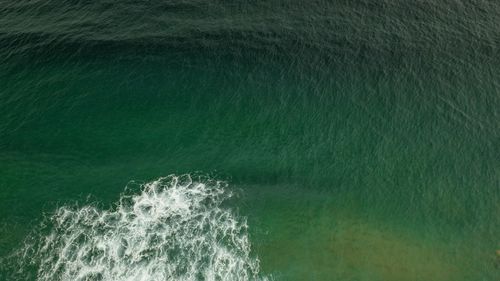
[10,175,265,281]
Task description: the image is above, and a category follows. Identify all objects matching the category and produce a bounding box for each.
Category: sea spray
[8,175,265,281]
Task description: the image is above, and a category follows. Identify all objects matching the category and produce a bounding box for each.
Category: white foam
[15,175,265,281]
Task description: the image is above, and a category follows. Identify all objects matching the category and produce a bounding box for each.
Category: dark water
[1,1,499,280]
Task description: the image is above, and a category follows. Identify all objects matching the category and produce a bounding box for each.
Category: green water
[1,1,499,280]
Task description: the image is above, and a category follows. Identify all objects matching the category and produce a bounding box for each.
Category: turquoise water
[1,1,499,280]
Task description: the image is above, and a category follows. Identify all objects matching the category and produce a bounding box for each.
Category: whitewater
[9,175,266,281]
